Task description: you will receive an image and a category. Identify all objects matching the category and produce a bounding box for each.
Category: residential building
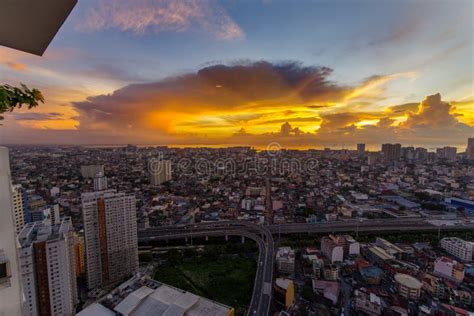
[312,258,323,279]
[93,172,108,191]
[440,237,473,262]
[422,273,447,298]
[274,278,295,309]
[149,159,172,186]
[18,218,77,316]
[415,147,428,160]
[323,264,340,281]
[321,234,359,263]
[82,190,138,291]
[0,147,23,316]
[436,146,457,161]
[321,236,343,263]
[276,247,295,275]
[312,280,339,305]
[357,143,366,155]
[434,256,464,282]
[354,288,382,316]
[12,184,25,234]
[467,138,474,160]
[381,143,401,161]
[394,273,422,300]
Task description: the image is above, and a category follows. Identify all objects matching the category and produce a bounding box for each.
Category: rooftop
[78,275,233,316]
[18,218,71,247]
[394,273,422,289]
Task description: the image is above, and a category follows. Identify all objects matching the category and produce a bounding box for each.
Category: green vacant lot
[153,252,256,315]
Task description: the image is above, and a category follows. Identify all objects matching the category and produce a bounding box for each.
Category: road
[138,219,474,315]
[140,221,274,316]
[140,218,474,237]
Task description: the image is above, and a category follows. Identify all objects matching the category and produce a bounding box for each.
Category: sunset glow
[0,0,472,148]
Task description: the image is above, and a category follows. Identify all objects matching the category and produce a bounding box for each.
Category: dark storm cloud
[72,60,351,131]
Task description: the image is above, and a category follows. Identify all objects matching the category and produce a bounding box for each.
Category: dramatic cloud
[387,103,418,114]
[279,122,305,136]
[404,93,458,128]
[77,0,244,40]
[72,61,351,134]
[2,57,472,148]
[11,112,63,121]
[311,93,474,147]
[59,60,471,147]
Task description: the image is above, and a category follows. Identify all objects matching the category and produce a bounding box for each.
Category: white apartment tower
[12,184,25,234]
[82,190,138,291]
[149,159,172,186]
[0,147,23,316]
[440,237,473,262]
[93,172,108,191]
[18,218,77,316]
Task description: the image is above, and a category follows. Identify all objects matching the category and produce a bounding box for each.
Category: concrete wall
[0,147,23,316]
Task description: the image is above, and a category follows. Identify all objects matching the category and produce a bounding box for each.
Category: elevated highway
[139,219,474,315]
[139,221,274,316]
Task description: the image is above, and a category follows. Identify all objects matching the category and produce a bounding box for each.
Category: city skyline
[1,0,473,148]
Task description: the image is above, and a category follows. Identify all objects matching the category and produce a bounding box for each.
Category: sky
[0,0,473,150]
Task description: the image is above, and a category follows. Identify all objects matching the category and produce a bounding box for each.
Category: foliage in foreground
[0,84,44,120]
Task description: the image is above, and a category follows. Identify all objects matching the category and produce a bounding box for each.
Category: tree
[0,84,44,120]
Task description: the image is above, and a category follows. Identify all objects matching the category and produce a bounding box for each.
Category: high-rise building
[357,144,366,155]
[402,146,415,160]
[82,190,138,291]
[467,138,474,160]
[415,147,428,161]
[80,165,104,179]
[440,237,473,262]
[93,172,108,191]
[149,159,172,186]
[11,184,26,234]
[18,218,77,316]
[437,146,457,161]
[381,143,401,161]
[0,147,23,316]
